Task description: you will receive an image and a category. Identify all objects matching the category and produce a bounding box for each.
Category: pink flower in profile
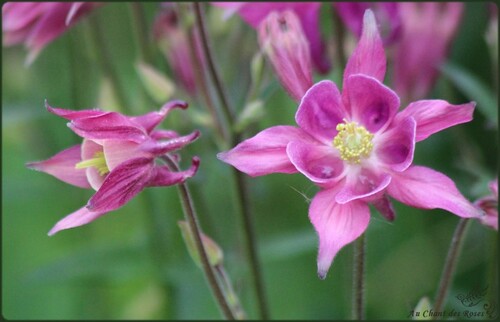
[218,10,481,279]
[393,2,464,103]
[153,4,205,95]
[27,101,200,236]
[211,2,330,74]
[475,179,498,230]
[2,2,102,65]
[258,10,313,101]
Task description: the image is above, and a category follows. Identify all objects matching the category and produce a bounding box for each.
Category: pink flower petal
[140,131,200,156]
[309,188,370,279]
[374,116,416,172]
[149,157,201,187]
[343,9,386,90]
[286,140,345,187]
[296,80,347,144]
[396,100,475,142]
[372,194,396,221]
[26,144,90,189]
[87,157,154,213]
[387,166,482,218]
[150,129,180,140]
[335,168,392,204]
[217,126,314,177]
[48,206,107,236]
[69,112,148,143]
[346,74,400,133]
[130,100,188,133]
[102,140,143,171]
[45,100,106,121]
[80,139,105,191]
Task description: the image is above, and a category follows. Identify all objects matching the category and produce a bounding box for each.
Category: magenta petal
[48,206,107,236]
[397,100,475,142]
[149,157,200,187]
[374,116,416,172]
[335,169,391,204]
[287,140,345,186]
[218,126,314,177]
[296,80,347,144]
[87,157,154,213]
[346,74,400,133]
[69,112,147,143]
[150,129,180,140]
[26,144,90,189]
[65,2,85,25]
[140,131,200,156]
[45,100,106,121]
[343,9,386,88]
[102,140,144,171]
[372,195,396,221]
[309,188,370,279]
[130,100,188,133]
[387,166,482,218]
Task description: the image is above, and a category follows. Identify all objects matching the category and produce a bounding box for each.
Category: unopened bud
[258,10,313,102]
[178,221,224,268]
[135,61,175,104]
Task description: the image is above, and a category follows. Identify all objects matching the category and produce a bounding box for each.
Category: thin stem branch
[193,2,235,135]
[87,14,131,113]
[433,218,471,317]
[352,233,366,320]
[192,2,270,319]
[161,155,235,320]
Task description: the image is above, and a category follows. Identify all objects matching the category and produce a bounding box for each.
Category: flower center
[333,121,374,164]
[75,151,109,176]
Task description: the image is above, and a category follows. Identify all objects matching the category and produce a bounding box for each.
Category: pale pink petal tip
[47,207,106,236]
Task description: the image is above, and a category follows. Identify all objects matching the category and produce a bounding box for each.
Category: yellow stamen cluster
[333,121,374,164]
[75,151,109,176]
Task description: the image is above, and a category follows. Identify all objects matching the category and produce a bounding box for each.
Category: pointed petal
[296,80,347,144]
[149,157,200,187]
[397,100,475,142]
[48,206,107,236]
[343,9,386,87]
[45,100,106,120]
[387,166,482,218]
[140,131,200,156]
[87,157,154,212]
[150,129,180,140]
[346,74,400,133]
[335,168,391,204]
[286,140,345,186]
[26,144,90,189]
[374,116,416,172]
[309,188,370,279]
[130,100,188,133]
[372,194,396,221]
[217,126,314,177]
[65,2,85,25]
[69,112,147,143]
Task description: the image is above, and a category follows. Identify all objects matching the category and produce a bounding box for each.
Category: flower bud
[258,10,313,102]
[178,221,224,267]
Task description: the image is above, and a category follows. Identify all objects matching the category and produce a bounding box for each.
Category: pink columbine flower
[218,10,481,279]
[153,4,205,95]
[258,10,313,101]
[334,2,402,44]
[2,2,102,65]
[475,179,498,230]
[27,100,200,236]
[393,2,464,103]
[211,2,330,74]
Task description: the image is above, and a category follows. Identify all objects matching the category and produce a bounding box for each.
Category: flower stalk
[432,218,471,317]
[128,2,153,64]
[193,2,270,319]
[352,233,366,320]
[161,155,235,320]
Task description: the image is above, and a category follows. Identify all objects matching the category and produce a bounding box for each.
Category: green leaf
[440,62,498,125]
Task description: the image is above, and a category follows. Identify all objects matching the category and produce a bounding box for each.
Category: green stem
[128,2,153,64]
[192,2,270,319]
[432,218,471,317]
[352,233,366,320]
[88,14,131,113]
[162,155,235,320]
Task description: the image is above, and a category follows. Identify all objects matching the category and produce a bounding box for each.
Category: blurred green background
[2,2,498,320]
